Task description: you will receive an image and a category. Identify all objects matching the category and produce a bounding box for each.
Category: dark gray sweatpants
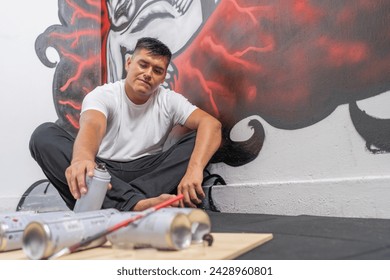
[29,122,197,211]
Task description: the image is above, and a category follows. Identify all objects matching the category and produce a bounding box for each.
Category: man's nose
[143,68,152,80]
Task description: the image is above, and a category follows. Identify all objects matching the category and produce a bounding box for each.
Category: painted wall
[1,0,389,218]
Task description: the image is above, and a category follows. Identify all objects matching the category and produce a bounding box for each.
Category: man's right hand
[65,160,96,199]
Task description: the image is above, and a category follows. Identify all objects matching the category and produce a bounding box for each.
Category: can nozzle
[96,163,107,171]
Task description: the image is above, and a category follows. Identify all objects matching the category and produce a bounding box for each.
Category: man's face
[124,48,168,104]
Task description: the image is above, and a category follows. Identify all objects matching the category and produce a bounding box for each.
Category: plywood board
[0,233,272,260]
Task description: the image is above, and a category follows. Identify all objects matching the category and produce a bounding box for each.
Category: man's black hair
[134,37,172,63]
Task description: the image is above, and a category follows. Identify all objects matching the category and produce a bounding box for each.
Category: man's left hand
[177,168,206,208]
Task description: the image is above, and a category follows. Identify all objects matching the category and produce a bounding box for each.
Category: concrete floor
[208,211,390,259]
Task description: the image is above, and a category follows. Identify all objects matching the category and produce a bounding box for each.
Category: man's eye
[139,63,147,68]
[154,69,163,75]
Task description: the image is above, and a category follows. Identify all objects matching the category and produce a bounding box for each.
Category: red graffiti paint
[173,0,390,129]
[50,30,100,49]
[59,50,100,92]
[58,100,81,111]
[66,0,101,23]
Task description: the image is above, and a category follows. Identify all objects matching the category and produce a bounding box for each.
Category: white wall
[0,1,389,218]
[0,1,58,211]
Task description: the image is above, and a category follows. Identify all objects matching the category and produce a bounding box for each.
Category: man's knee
[29,122,66,158]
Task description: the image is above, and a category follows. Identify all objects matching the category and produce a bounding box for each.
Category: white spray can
[159,208,211,243]
[73,163,111,212]
[107,211,192,250]
[22,209,119,259]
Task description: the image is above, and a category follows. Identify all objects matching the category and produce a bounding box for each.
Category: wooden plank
[0,232,273,260]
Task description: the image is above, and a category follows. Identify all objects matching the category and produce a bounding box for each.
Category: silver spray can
[0,210,74,252]
[73,163,111,212]
[22,208,119,259]
[107,211,192,250]
[160,208,211,243]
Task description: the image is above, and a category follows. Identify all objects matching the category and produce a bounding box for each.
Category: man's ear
[125,56,132,71]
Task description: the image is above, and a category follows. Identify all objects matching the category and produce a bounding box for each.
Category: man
[30,37,222,211]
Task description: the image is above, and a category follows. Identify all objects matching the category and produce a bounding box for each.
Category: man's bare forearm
[71,110,106,163]
[187,117,222,172]
[178,114,221,207]
[72,126,101,163]
[66,110,107,199]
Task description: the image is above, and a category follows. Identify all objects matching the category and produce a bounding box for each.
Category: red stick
[104,194,183,233]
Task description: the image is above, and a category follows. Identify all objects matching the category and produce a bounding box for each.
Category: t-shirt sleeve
[81,87,112,118]
[168,91,198,126]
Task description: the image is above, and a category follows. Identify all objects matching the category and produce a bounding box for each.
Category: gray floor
[207,211,390,259]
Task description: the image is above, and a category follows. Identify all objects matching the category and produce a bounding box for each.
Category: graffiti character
[106,0,220,85]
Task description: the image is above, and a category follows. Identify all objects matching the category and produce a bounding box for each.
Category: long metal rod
[48,194,184,259]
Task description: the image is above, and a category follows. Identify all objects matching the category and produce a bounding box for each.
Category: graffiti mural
[35,0,390,166]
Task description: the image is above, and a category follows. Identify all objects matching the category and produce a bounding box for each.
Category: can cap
[93,163,111,181]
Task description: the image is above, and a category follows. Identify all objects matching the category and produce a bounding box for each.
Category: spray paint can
[160,208,211,243]
[0,211,74,252]
[107,211,192,250]
[22,208,119,259]
[73,163,111,212]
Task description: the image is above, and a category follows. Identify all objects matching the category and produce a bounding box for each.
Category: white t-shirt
[81,80,197,161]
